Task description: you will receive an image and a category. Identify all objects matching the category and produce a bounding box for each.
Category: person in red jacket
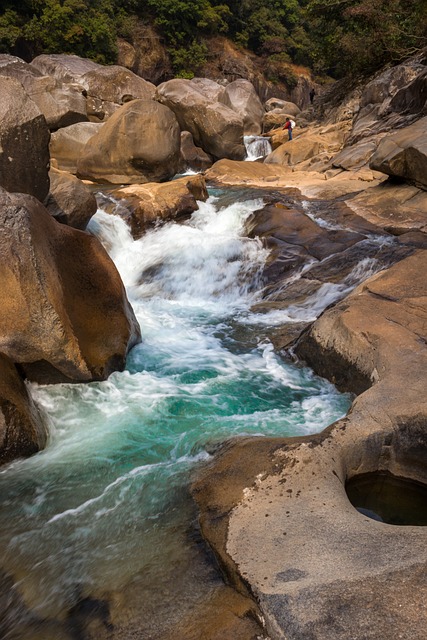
[283,118,295,140]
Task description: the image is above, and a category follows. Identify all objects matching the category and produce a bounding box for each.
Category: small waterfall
[244,135,272,160]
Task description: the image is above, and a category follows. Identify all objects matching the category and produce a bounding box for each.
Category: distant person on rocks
[283,118,295,141]
[309,88,316,104]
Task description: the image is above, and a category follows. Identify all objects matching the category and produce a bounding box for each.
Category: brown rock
[77,99,181,184]
[50,122,103,174]
[155,79,245,160]
[180,131,213,172]
[108,174,208,238]
[0,189,140,384]
[264,98,301,115]
[369,117,427,189]
[45,169,97,229]
[0,353,47,464]
[0,76,50,202]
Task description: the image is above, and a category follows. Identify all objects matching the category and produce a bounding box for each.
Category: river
[0,190,354,639]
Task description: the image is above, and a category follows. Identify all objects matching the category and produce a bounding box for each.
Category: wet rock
[77,99,181,184]
[0,354,47,464]
[0,76,50,202]
[106,174,209,238]
[45,169,97,229]
[0,189,140,384]
[155,79,245,160]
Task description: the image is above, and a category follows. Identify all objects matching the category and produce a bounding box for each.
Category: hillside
[1,0,426,90]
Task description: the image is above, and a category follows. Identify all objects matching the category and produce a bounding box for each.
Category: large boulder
[31,54,156,122]
[0,76,50,202]
[50,121,103,173]
[220,79,264,135]
[77,99,181,184]
[0,189,140,384]
[30,53,101,83]
[0,353,47,464]
[190,77,226,102]
[106,174,209,238]
[369,117,427,189]
[44,169,97,229]
[155,79,246,160]
[0,54,87,131]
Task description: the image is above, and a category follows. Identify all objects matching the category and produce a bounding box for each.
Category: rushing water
[0,195,352,637]
[244,135,272,160]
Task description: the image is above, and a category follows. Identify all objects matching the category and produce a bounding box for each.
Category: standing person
[283,118,295,141]
[309,88,316,104]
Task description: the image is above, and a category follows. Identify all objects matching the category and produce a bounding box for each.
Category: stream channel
[0,169,398,638]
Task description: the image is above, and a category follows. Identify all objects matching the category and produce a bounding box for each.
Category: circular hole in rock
[346,471,427,525]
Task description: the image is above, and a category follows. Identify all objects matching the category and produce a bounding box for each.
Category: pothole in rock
[346,471,427,526]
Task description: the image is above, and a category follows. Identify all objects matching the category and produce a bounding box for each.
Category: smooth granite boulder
[180,131,213,172]
[0,189,140,384]
[155,78,246,160]
[106,174,209,238]
[50,121,103,173]
[369,117,427,189]
[77,99,181,184]
[31,54,155,121]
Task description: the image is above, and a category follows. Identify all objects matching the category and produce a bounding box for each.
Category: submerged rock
[0,189,140,384]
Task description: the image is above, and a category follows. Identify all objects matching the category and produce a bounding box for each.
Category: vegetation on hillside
[0,0,426,78]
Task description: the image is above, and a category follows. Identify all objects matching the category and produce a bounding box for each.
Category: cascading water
[0,195,352,638]
[244,135,272,160]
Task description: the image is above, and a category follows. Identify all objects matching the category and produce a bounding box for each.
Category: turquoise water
[0,196,351,629]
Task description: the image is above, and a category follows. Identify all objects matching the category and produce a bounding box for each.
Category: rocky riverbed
[0,47,426,639]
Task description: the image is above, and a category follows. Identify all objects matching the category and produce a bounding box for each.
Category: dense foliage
[0,0,426,77]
